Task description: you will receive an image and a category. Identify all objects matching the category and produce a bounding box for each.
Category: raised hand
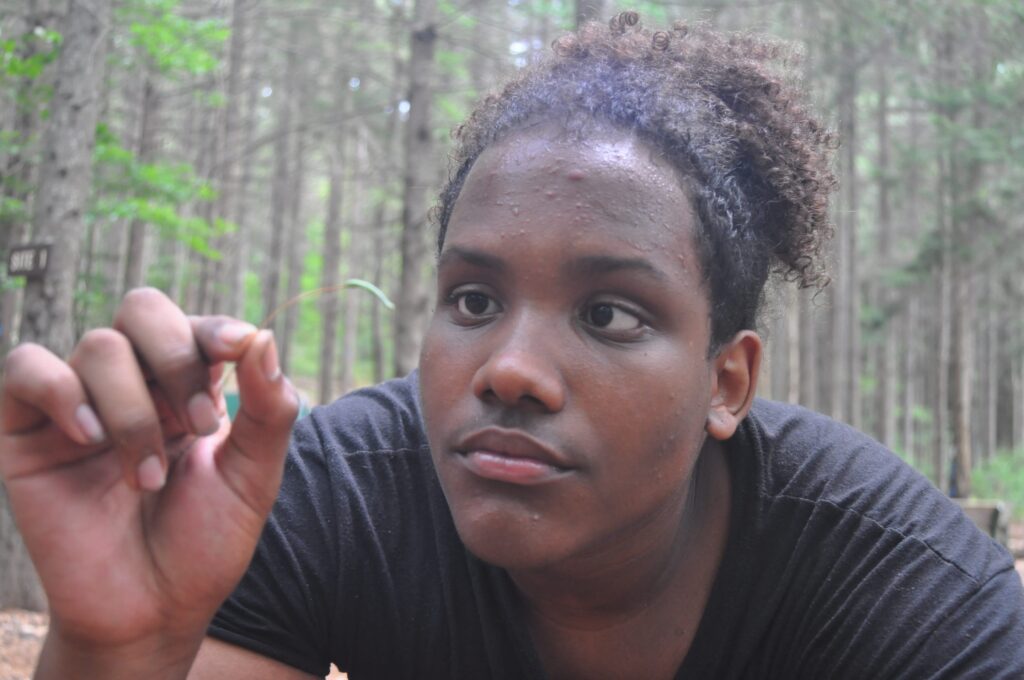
[0,288,298,677]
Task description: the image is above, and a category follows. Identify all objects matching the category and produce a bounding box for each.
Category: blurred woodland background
[0,0,1023,610]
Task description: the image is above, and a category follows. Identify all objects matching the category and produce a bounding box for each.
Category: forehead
[446,123,698,268]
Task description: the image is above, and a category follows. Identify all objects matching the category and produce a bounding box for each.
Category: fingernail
[137,454,165,492]
[261,332,281,381]
[217,322,257,350]
[188,391,220,435]
[75,404,106,444]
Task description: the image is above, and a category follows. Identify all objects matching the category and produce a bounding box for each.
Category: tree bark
[902,297,917,465]
[0,0,56,358]
[319,145,344,404]
[262,24,296,331]
[122,75,159,292]
[933,142,952,492]
[5,0,113,612]
[798,288,817,410]
[218,0,249,318]
[279,114,306,376]
[340,132,367,394]
[874,49,896,449]
[394,0,438,376]
[839,23,861,430]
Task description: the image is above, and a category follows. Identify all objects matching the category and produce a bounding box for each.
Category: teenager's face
[419,124,717,570]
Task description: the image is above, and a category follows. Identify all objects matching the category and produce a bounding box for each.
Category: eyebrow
[437,246,506,272]
[438,247,672,282]
[567,254,670,281]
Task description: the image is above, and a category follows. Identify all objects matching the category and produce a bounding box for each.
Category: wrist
[35,623,205,680]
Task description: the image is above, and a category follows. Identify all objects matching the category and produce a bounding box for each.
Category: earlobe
[706,331,762,441]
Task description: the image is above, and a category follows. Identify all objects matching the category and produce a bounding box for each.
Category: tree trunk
[933,148,951,492]
[218,0,249,318]
[874,50,896,449]
[340,132,367,394]
[279,81,307,376]
[122,76,159,292]
[984,276,996,462]
[786,288,800,405]
[4,0,113,612]
[394,0,438,376]
[0,0,55,358]
[319,146,344,404]
[950,268,974,497]
[839,24,860,430]
[798,288,817,410]
[1015,315,1024,453]
[188,86,218,314]
[262,24,296,331]
[902,297,917,465]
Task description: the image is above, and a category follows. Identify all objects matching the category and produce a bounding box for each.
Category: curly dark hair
[435,12,837,351]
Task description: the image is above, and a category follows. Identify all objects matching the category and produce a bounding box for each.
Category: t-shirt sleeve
[208,414,339,677]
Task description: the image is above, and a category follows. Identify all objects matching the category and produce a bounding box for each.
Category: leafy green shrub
[972,448,1024,520]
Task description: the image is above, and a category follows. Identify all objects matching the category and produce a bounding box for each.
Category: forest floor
[3,526,1024,679]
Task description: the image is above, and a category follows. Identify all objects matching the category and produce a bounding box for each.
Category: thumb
[219,330,299,516]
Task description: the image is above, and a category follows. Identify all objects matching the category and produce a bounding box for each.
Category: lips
[454,427,574,485]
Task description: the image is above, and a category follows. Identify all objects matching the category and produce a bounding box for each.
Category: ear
[706,331,763,441]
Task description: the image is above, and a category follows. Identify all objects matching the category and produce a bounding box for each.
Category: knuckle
[115,287,168,324]
[2,343,38,381]
[72,328,131,362]
[3,344,57,394]
[276,388,301,427]
[110,412,159,450]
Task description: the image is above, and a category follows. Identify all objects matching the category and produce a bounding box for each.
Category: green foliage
[436,93,469,132]
[0,27,61,81]
[972,448,1024,520]
[0,196,27,225]
[290,222,325,378]
[117,0,228,77]
[91,123,221,258]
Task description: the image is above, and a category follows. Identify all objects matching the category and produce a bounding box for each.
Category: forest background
[0,0,1022,611]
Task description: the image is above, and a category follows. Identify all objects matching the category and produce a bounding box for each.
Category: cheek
[603,365,711,465]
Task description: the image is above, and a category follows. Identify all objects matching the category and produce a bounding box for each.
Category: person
[2,13,1022,679]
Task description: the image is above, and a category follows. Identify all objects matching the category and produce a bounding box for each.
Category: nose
[471,322,567,413]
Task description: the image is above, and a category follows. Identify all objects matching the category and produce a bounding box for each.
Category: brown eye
[584,302,643,331]
[589,303,615,327]
[457,292,498,317]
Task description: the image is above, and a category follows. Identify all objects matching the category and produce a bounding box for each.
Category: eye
[455,291,500,318]
[583,302,643,332]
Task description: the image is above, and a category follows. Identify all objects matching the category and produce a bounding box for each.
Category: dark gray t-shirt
[209,373,1024,678]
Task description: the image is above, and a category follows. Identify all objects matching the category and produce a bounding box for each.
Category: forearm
[34,625,205,680]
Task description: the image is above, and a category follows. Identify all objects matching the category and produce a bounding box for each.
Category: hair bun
[610,11,640,34]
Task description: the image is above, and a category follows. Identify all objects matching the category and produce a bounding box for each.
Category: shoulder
[715,400,1024,677]
[293,370,429,459]
[739,398,1009,583]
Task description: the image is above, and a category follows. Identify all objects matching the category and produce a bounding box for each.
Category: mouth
[454,427,574,485]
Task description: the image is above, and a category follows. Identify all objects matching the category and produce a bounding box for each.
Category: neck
[508,439,730,632]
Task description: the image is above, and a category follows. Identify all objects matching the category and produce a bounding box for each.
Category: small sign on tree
[6,244,51,278]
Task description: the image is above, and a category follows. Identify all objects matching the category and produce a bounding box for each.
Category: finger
[188,315,259,365]
[69,328,166,492]
[115,288,258,438]
[1,343,106,446]
[218,331,299,516]
[113,289,253,439]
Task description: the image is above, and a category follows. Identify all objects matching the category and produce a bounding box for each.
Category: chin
[449,500,573,571]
